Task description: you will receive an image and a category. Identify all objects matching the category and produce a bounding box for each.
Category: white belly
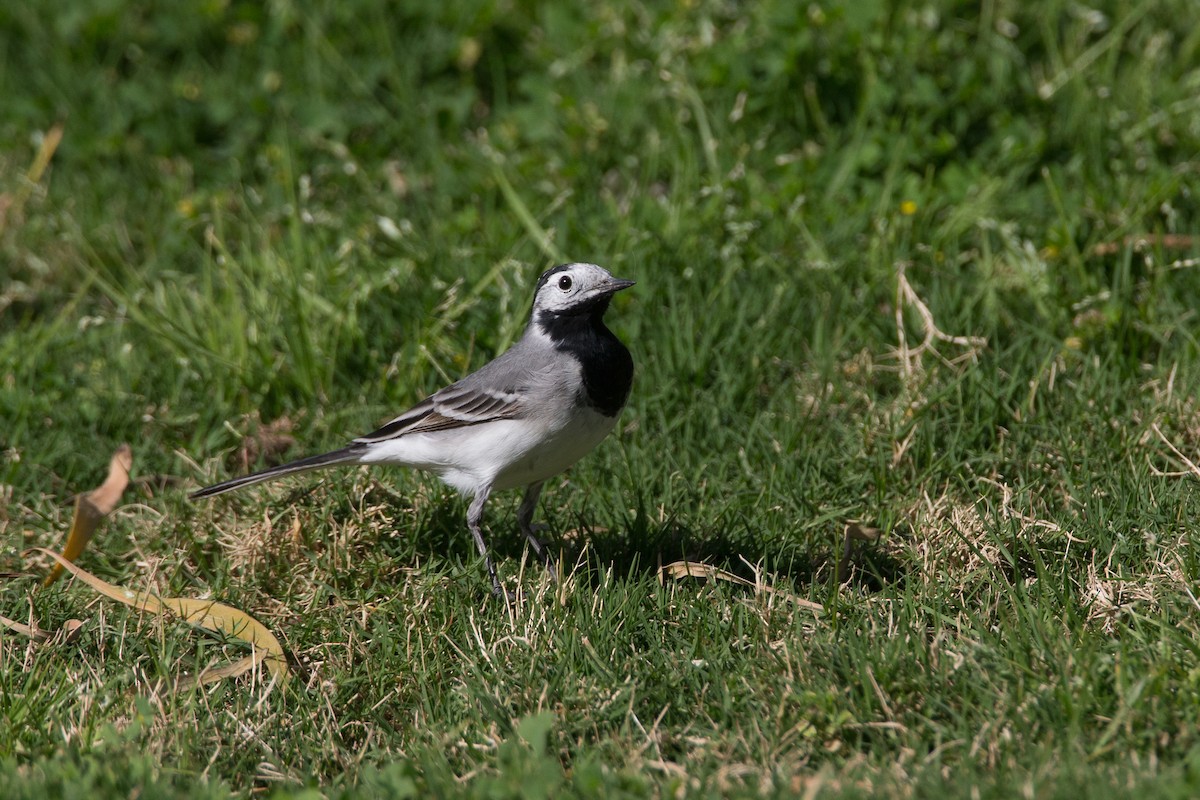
[355,407,620,495]
[491,407,619,491]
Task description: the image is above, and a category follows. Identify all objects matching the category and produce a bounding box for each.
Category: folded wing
[354,383,526,443]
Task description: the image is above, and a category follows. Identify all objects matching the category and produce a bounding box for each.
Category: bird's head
[531,263,635,317]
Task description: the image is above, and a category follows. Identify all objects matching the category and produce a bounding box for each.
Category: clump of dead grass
[903,482,1067,595]
[1084,531,1195,634]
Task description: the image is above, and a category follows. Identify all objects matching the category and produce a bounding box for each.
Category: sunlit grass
[3,0,1200,797]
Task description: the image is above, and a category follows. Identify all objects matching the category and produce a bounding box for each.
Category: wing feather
[353,384,526,444]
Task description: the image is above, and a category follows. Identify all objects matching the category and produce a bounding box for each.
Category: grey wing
[354,368,530,444]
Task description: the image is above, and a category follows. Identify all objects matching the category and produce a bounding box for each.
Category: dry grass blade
[0,122,63,235]
[176,656,265,690]
[661,559,823,613]
[891,262,988,382]
[0,611,51,641]
[43,444,133,587]
[0,613,85,645]
[1150,423,1200,479]
[33,548,288,684]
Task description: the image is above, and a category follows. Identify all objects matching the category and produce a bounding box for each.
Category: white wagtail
[192,263,635,598]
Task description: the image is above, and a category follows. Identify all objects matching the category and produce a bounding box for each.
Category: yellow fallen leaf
[43,444,133,587]
[34,548,288,684]
[660,559,823,613]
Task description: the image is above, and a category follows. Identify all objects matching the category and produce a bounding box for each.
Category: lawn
[3,0,1200,796]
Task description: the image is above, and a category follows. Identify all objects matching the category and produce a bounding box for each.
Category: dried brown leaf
[0,611,51,641]
[1092,233,1196,257]
[43,444,133,587]
[237,414,296,473]
[0,613,84,645]
[838,522,883,581]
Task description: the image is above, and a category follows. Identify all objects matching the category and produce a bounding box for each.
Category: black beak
[603,278,636,294]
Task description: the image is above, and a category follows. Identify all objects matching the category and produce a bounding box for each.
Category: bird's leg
[517,481,557,581]
[467,485,509,600]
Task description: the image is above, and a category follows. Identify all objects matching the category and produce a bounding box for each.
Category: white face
[532,262,633,314]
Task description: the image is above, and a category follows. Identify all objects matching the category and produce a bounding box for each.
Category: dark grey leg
[467,485,507,599]
[517,481,557,581]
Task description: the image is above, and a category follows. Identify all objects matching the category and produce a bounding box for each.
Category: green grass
[4,0,1200,796]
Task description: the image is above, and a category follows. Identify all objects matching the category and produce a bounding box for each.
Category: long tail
[190,445,366,500]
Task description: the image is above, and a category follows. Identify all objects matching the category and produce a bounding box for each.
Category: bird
[191,262,635,599]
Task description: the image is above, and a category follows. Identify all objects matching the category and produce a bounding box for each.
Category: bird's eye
[557,275,573,291]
